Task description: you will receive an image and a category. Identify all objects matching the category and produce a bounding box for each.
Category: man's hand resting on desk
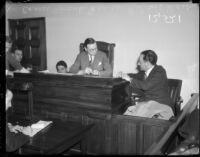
[92,70,100,76]
[77,68,100,76]
[15,67,30,73]
[77,70,85,75]
[85,67,93,75]
[116,71,132,82]
[8,123,24,133]
[77,67,93,75]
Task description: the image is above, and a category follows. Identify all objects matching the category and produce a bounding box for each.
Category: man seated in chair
[69,38,112,77]
[119,50,174,120]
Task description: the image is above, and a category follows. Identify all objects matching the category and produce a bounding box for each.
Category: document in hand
[29,120,53,137]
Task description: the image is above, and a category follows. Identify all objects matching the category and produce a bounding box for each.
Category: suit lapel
[84,52,90,65]
[146,65,157,80]
[91,51,100,67]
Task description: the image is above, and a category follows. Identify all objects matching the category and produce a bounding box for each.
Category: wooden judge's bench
[7,72,199,155]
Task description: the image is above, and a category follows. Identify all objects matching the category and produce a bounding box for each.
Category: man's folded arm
[69,54,81,73]
[131,72,164,91]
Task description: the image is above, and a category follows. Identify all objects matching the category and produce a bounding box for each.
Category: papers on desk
[53,72,75,76]
[37,70,50,73]
[29,120,53,137]
[37,71,75,76]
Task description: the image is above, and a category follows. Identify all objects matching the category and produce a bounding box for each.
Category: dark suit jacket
[6,123,29,152]
[128,71,145,96]
[130,65,172,109]
[69,50,112,77]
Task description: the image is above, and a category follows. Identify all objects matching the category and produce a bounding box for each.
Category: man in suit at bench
[119,50,174,120]
[69,38,112,77]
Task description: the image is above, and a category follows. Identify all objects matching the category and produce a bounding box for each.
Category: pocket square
[98,62,102,66]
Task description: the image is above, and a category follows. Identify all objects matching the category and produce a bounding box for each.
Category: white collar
[145,65,155,77]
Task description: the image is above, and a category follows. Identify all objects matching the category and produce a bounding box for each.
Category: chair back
[80,41,115,71]
[168,79,182,105]
[168,79,182,115]
[7,82,33,122]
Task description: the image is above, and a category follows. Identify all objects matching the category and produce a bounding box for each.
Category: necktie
[91,56,94,63]
[89,55,94,65]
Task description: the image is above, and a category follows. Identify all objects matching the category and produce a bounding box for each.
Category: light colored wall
[6,2,199,107]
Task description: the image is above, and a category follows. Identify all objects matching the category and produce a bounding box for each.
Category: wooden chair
[80,41,116,75]
[7,82,33,122]
[130,78,183,116]
[167,79,183,116]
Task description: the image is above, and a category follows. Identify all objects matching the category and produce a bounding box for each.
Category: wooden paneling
[7,73,176,155]
[109,115,170,155]
[10,73,130,114]
[143,124,166,152]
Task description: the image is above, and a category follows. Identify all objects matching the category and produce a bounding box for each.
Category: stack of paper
[29,120,53,137]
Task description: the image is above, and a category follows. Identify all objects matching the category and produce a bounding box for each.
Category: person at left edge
[69,38,112,77]
[6,36,29,76]
[6,89,30,152]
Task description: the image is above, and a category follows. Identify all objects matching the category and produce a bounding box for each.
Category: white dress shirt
[88,54,94,64]
[145,65,155,78]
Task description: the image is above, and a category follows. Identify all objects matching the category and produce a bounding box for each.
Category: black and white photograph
[2,0,199,155]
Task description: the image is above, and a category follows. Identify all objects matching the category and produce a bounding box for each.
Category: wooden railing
[144,93,199,155]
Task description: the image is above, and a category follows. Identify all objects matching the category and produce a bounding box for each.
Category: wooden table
[8,117,94,154]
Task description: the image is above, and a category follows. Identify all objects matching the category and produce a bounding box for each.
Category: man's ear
[146,61,152,69]
[84,47,87,52]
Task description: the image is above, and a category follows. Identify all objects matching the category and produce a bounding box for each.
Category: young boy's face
[57,65,67,73]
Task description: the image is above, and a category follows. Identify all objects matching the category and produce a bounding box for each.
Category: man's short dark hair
[56,60,67,70]
[84,38,96,48]
[141,50,157,65]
